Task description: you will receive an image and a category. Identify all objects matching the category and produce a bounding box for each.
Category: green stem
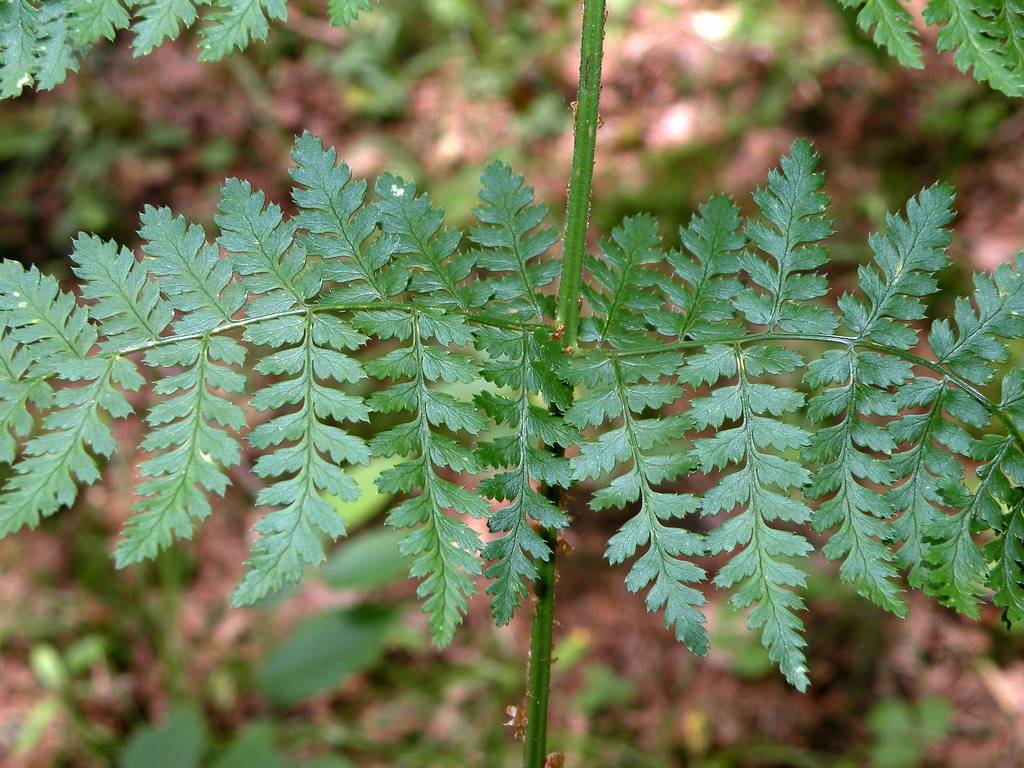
[556,0,608,346]
[522,4,608,754]
[523,522,558,768]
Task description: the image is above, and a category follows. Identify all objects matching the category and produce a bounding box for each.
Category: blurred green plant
[866,696,952,768]
[118,705,354,768]
[16,636,114,760]
[256,605,399,705]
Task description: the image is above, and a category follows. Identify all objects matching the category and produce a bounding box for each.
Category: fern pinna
[2,133,1024,689]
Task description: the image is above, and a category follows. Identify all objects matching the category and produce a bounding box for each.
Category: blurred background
[1,0,1023,765]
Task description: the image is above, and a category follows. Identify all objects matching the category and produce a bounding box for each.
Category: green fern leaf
[68,0,131,46]
[132,0,204,57]
[199,0,287,62]
[233,312,369,605]
[116,207,248,566]
[1005,0,1024,71]
[649,194,744,341]
[841,183,955,349]
[136,205,247,334]
[737,138,835,335]
[990,497,1024,624]
[30,1,77,93]
[70,234,174,352]
[0,317,53,465]
[327,0,373,27]
[579,213,663,347]
[0,261,98,372]
[803,347,907,615]
[5,132,1024,694]
[216,177,315,316]
[840,0,924,68]
[569,348,708,654]
[924,0,1024,95]
[376,174,489,311]
[804,184,956,614]
[0,0,40,98]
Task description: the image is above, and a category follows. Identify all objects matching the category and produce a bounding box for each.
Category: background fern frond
[132,0,204,56]
[923,0,1024,96]
[199,0,287,62]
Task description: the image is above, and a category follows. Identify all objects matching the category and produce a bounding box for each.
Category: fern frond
[803,185,955,614]
[0,261,98,372]
[0,317,53,465]
[199,0,287,62]
[4,132,1024,693]
[68,0,132,46]
[1005,0,1024,70]
[116,207,249,566]
[137,205,247,334]
[234,311,369,605]
[327,0,373,27]
[216,177,313,316]
[841,0,1024,95]
[70,234,174,352]
[990,497,1024,624]
[579,213,663,347]
[0,0,381,98]
[803,347,907,615]
[132,0,204,57]
[569,347,708,654]
[0,0,41,98]
[376,174,488,311]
